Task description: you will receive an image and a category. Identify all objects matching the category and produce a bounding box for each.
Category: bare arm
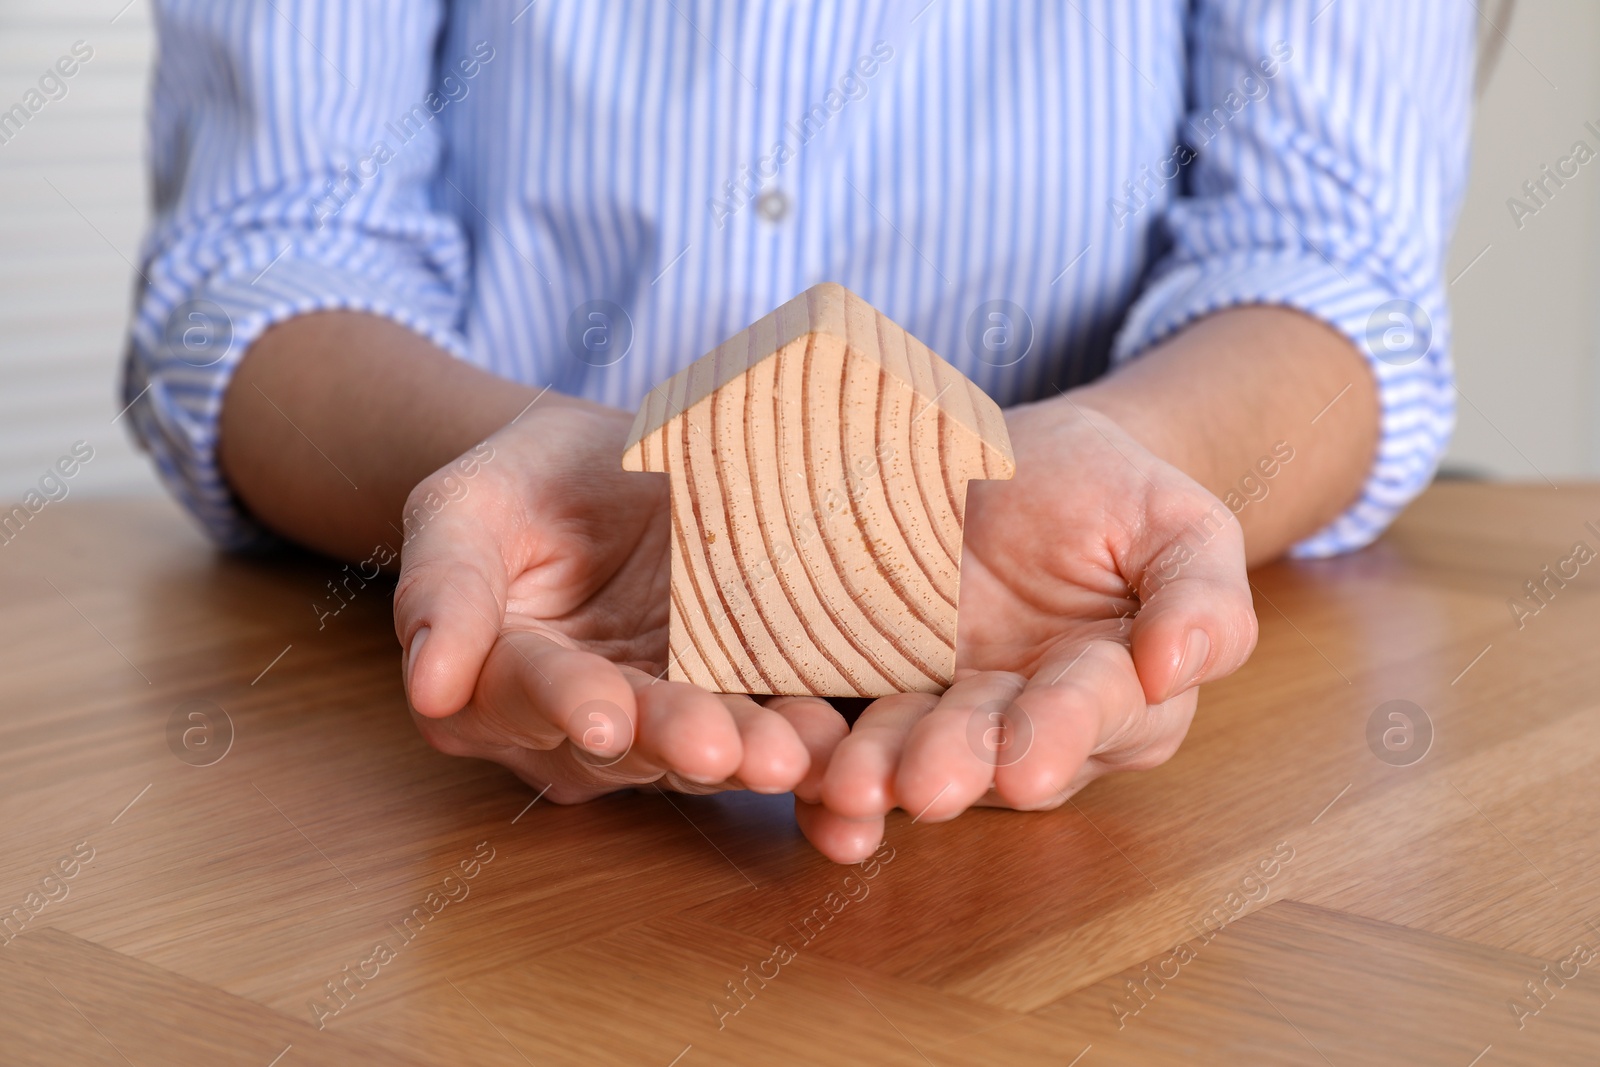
[1074,305,1380,566]
[218,310,549,560]
[220,303,1376,570]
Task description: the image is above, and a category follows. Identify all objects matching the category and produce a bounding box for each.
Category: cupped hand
[797,396,1260,862]
[394,396,847,803]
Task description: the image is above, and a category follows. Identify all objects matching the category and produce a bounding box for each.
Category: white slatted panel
[0,0,158,499]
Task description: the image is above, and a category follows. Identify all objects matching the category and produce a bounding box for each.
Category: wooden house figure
[622,283,1015,697]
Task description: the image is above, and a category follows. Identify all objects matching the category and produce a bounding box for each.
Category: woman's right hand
[393,395,849,804]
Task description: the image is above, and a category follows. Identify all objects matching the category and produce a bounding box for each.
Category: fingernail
[1173,629,1210,697]
[407,626,430,692]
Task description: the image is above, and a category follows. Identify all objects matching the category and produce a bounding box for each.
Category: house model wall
[622,283,1015,697]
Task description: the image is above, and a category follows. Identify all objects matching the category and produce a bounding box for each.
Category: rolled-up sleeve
[1111,0,1477,557]
[123,0,470,547]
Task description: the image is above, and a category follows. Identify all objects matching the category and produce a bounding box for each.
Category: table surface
[2,484,1599,1066]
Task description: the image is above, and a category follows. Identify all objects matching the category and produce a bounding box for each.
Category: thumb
[393,494,510,719]
[1126,499,1258,705]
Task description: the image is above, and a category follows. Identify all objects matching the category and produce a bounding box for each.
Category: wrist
[1069,377,1174,450]
[222,310,563,560]
[443,390,640,501]
[1063,306,1380,564]
[1031,378,1205,487]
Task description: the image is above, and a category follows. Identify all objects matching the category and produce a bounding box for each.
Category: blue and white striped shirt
[123,0,1475,556]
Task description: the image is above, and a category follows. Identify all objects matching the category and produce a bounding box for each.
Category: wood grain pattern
[1,928,433,1067]
[2,485,1599,1065]
[623,283,1015,697]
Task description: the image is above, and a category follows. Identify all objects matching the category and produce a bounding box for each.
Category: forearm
[218,311,547,561]
[1072,306,1380,566]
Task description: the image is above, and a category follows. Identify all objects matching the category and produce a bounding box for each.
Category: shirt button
[757,188,790,222]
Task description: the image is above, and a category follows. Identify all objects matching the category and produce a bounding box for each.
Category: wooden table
[3,484,1598,1066]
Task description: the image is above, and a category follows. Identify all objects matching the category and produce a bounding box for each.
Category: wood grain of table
[1,484,1597,1065]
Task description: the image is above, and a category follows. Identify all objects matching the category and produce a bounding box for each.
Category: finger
[473,630,639,757]
[409,700,664,803]
[722,696,811,794]
[992,640,1142,809]
[626,680,743,785]
[394,483,511,719]
[819,692,939,820]
[893,672,1026,822]
[652,696,835,797]
[500,741,665,804]
[794,798,884,865]
[1126,498,1258,705]
[766,697,850,804]
[1090,688,1199,773]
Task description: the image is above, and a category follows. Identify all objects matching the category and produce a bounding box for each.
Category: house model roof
[622,283,1015,475]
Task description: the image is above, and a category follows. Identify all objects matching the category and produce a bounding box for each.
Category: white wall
[0,1,1594,501]
[1446,0,1600,480]
[0,0,157,500]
